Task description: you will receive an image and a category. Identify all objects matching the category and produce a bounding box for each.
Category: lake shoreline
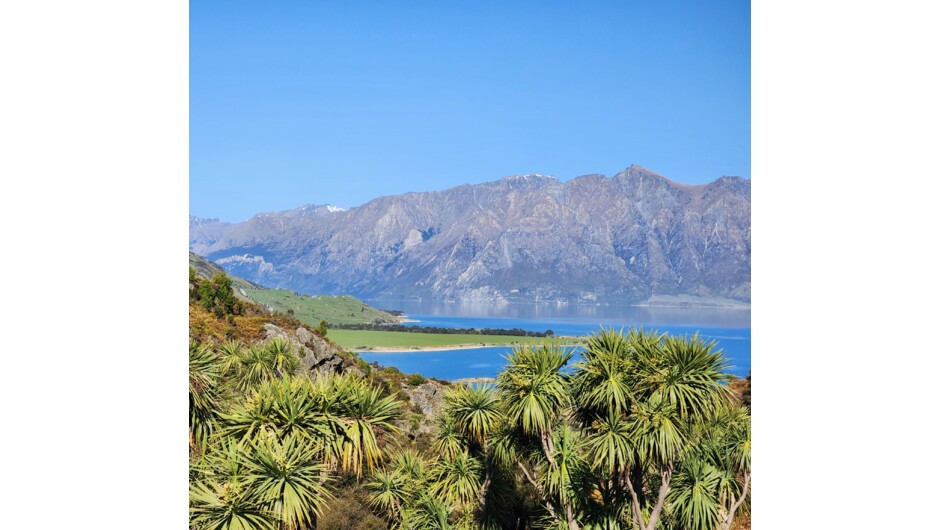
[358,340,581,353]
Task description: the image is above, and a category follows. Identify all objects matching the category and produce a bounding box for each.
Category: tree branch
[518,462,558,520]
[645,463,673,530]
[721,471,750,530]
[623,467,645,529]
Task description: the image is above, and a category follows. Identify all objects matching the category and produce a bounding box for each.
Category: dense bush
[407,373,428,386]
[366,329,751,530]
[189,326,750,530]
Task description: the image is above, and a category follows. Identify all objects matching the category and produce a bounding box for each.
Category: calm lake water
[359,300,751,380]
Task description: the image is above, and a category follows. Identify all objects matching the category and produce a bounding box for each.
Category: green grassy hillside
[245,289,399,327]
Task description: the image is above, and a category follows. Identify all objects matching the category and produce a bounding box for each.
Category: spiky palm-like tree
[222,377,334,445]
[541,425,586,529]
[190,479,277,530]
[637,333,730,422]
[446,384,502,448]
[430,450,484,510]
[239,345,280,392]
[190,440,276,530]
[443,384,502,507]
[389,447,430,483]
[498,343,580,530]
[666,456,722,530]
[408,493,454,530]
[245,433,333,530]
[218,340,246,379]
[499,344,572,438]
[574,329,730,530]
[571,328,637,419]
[190,340,223,453]
[686,403,750,530]
[333,376,403,478]
[433,413,467,461]
[368,469,407,521]
[717,408,750,530]
[265,337,300,378]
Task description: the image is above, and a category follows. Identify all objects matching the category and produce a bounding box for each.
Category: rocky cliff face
[191,166,750,305]
[262,323,347,376]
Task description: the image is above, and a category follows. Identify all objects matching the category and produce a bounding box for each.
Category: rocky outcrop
[192,166,750,305]
[262,323,345,376]
[398,380,449,435]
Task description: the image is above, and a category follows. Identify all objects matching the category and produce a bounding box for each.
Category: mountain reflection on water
[359,300,751,380]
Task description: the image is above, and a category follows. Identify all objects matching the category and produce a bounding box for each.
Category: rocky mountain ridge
[190,165,750,305]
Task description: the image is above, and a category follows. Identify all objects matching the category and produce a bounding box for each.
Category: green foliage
[189,335,407,530]
[246,433,333,528]
[316,319,329,336]
[355,357,372,375]
[242,289,398,327]
[190,340,224,452]
[407,373,428,386]
[364,328,749,530]
[430,451,483,508]
[193,271,238,316]
[443,384,501,448]
[498,343,572,436]
[190,479,277,530]
[191,325,749,530]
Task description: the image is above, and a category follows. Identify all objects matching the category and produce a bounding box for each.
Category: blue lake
[358,301,751,380]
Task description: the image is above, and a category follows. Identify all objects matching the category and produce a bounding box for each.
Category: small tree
[196,272,236,316]
[316,320,328,337]
[211,272,235,314]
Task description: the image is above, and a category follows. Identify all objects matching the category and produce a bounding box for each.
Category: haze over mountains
[190,165,750,306]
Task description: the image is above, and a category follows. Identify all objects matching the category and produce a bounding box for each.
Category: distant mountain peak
[617,164,668,179]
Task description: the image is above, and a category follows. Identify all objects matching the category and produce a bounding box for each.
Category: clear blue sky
[191,0,750,222]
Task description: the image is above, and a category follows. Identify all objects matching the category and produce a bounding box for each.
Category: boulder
[262,323,346,376]
[399,380,448,434]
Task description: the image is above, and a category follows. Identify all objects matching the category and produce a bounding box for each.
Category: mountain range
[190,165,750,306]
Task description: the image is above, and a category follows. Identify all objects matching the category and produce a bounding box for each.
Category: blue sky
[191,1,750,222]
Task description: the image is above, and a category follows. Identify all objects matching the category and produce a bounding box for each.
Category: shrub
[408,413,423,432]
[356,358,372,375]
[407,373,427,386]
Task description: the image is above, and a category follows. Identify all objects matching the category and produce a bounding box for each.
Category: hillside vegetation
[190,252,399,326]
[190,269,751,529]
[245,289,399,326]
[189,261,751,530]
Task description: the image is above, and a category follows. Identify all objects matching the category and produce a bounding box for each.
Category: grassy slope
[244,289,399,327]
[328,329,578,349]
